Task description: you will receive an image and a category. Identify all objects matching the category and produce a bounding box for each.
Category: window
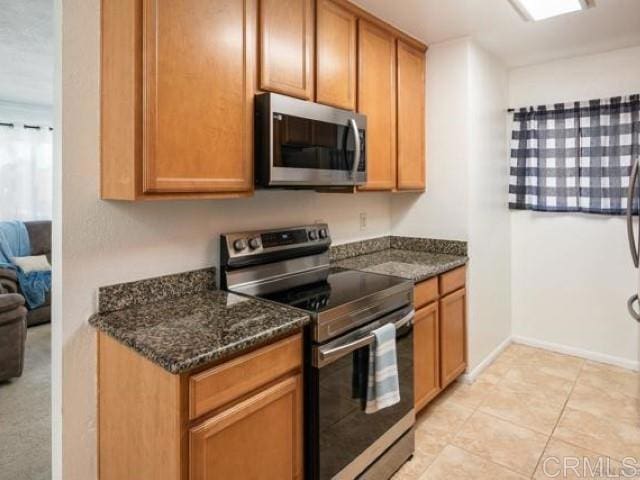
[0,123,53,221]
[509,94,640,215]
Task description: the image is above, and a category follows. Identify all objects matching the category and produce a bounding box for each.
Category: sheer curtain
[0,124,53,221]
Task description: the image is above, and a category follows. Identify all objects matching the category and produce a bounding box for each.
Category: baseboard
[512,335,640,372]
[458,336,513,384]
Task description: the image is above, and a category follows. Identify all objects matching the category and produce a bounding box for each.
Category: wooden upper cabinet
[396,39,426,191]
[357,19,396,191]
[142,0,255,194]
[315,0,357,110]
[190,374,303,480]
[259,0,314,100]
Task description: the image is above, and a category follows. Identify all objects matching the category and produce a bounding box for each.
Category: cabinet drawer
[439,266,466,296]
[414,277,439,309]
[189,333,302,420]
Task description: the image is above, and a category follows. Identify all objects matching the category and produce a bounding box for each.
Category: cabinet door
[439,288,467,388]
[396,39,426,191]
[414,301,440,412]
[315,0,357,110]
[259,0,313,100]
[142,0,255,194]
[357,20,396,191]
[190,374,303,480]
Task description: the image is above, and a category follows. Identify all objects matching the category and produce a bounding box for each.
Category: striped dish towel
[365,322,400,414]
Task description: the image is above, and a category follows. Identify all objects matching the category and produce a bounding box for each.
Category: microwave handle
[349,118,361,182]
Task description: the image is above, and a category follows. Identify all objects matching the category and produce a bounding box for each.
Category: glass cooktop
[256,267,411,314]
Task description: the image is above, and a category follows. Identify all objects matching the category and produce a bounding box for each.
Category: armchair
[0,286,27,381]
[0,220,51,327]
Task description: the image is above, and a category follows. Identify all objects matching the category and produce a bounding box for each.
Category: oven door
[256,93,367,187]
[307,306,415,479]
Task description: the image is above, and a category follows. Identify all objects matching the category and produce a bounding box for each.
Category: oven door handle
[316,309,414,367]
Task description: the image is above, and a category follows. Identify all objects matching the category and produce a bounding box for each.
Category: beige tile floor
[393,343,640,479]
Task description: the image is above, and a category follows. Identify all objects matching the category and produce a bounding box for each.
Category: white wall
[509,45,640,369]
[391,38,470,241]
[392,38,511,374]
[55,1,391,478]
[466,43,511,372]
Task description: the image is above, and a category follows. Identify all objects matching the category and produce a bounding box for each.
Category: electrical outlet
[359,212,367,230]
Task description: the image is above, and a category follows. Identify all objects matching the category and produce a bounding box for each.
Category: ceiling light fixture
[508,0,594,21]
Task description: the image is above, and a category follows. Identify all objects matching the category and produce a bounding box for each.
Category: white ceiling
[0,0,638,106]
[355,0,640,67]
[0,0,54,106]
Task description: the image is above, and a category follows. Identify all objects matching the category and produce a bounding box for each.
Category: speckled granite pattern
[90,290,310,373]
[98,267,216,314]
[334,249,467,283]
[330,237,391,262]
[331,236,467,261]
[390,236,467,256]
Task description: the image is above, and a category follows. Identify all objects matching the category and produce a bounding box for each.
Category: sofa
[0,284,27,381]
[0,221,51,327]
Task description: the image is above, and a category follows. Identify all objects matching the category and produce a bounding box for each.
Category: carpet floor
[0,323,51,480]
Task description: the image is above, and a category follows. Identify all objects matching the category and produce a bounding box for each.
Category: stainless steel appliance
[626,153,640,323]
[255,93,367,188]
[220,224,415,479]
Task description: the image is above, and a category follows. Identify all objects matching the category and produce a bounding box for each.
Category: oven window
[311,324,413,479]
[272,113,365,172]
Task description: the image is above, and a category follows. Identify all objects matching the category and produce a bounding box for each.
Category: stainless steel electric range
[220,224,416,479]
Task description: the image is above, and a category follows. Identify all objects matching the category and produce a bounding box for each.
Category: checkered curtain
[509,94,640,214]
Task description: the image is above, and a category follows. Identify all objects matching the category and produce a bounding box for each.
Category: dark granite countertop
[333,248,468,283]
[89,290,310,374]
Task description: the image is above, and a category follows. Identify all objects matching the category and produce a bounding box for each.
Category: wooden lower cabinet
[413,268,467,412]
[439,288,467,389]
[413,301,440,411]
[190,374,303,480]
[98,332,303,480]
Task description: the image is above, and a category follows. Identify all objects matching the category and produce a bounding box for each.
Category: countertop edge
[332,247,469,284]
[408,256,469,283]
[90,313,310,374]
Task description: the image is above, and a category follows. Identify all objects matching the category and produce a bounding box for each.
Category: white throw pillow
[12,255,51,274]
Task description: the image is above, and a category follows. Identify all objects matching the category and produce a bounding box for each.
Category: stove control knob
[308,230,318,241]
[233,238,248,251]
[248,237,261,250]
[319,228,328,239]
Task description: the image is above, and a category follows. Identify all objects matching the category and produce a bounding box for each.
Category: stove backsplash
[330,236,467,262]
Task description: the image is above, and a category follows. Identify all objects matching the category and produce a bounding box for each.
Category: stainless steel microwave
[255,93,367,188]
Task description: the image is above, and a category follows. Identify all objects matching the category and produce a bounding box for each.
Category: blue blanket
[0,220,30,267]
[0,221,51,309]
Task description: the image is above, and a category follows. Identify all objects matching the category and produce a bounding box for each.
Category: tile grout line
[544,359,639,466]
[432,348,532,479]
[454,346,574,479]
[451,442,532,479]
[416,345,590,479]
[527,359,586,479]
[416,378,487,479]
